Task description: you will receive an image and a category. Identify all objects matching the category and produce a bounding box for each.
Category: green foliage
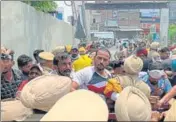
[169,24,176,43]
[22,1,57,12]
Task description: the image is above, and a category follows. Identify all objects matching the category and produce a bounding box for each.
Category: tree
[22,1,58,13]
[169,24,176,44]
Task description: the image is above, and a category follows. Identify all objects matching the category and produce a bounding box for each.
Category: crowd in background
[1,40,176,121]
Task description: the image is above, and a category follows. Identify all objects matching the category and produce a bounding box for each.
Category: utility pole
[82,1,88,41]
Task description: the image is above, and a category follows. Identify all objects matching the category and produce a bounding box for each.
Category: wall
[1,1,75,62]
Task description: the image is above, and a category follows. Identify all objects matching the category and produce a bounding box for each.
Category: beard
[96,63,105,71]
[58,69,71,77]
[151,81,158,85]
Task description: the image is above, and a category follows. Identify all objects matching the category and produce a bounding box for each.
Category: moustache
[151,81,158,85]
[62,69,71,76]
[98,63,105,67]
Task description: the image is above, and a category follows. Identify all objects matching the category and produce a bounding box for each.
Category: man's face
[2,59,14,73]
[160,51,170,60]
[149,77,160,85]
[21,61,33,73]
[28,68,42,81]
[57,58,72,76]
[94,50,110,71]
[0,60,4,73]
[71,49,79,55]
[114,67,125,75]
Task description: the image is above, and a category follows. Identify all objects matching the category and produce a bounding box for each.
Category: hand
[157,99,171,111]
[149,96,160,110]
[152,87,163,96]
[151,111,163,121]
[162,72,168,79]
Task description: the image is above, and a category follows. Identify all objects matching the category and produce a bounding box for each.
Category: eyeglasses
[1,53,12,60]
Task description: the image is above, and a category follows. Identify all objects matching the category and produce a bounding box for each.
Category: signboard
[140,9,160,18]
[140,17,160,23]
[104,19,118,27]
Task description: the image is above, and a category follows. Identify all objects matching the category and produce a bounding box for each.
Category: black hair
[159,47,170,53]
[109,60,124,69]
[33,49,44,61]
[30,65,42,72]
[95,48,111,59]
[17,54,33,68]
[53,52,70,66]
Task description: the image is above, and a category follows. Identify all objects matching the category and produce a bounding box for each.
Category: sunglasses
[1,53,12,60]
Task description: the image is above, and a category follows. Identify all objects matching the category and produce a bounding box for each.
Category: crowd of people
[1,41,176,121]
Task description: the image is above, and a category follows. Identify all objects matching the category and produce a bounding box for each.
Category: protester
[53,52,74,78]
[71,48,113,100]
[136,48,152,72]
[1,47,22,100]
[17,54,33,80]
[140,62,172,98]
[148,42,160,59]
[70,46,80,61]
[159,47,171,60]
[108,60,124,76]
[16,64,42,97]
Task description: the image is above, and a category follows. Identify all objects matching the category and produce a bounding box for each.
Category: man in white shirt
[71,48,118,101]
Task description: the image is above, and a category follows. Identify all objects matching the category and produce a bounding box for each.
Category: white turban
[135,81,151,99]
[20,75,72,111]
[116,75,151,98]
[1,99,33,121]
[124,55,143,75]
[148,70,164,79]
[150,42,160,50]
[40,89,109,121]
[164,99,176,121]
[115,86,152,121]
[51,46,65,55]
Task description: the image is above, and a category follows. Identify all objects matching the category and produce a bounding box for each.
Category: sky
[55,1,95,23]
[55,1,72,23]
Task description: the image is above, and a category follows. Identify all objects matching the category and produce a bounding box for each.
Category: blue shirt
[140,74,172,97]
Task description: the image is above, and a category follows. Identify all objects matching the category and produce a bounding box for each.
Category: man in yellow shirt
[72,47,92,72]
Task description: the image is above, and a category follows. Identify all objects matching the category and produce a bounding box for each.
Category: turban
[164,99,176,121]
[136,48,148,57]
[20,75,72,111]
[135,81,151,99]
[40,89,109,121]
[115,86,152,121]
[150,42,160,50]
[1,99,33,121]
[148,70,164,79]
[39,52,54,61]
[65,45,72,53]
[116,75,151,98]
[52,46,65,55]
[152,52,160,59]
[124,55,143,75]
